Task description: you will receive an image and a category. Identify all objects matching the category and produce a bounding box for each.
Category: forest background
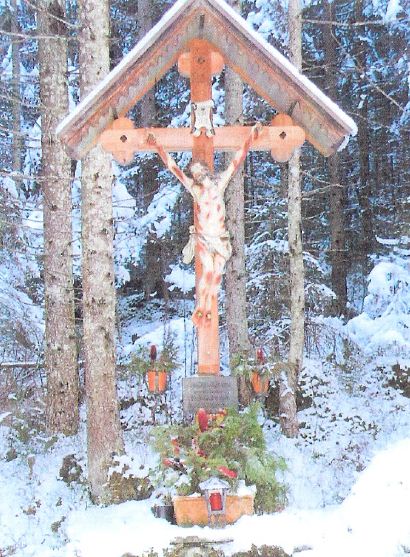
[1,0,408,372]
[0,0,409,554]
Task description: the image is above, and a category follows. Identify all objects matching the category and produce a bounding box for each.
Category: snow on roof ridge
[56,0,193,137]
[57,0,357,141]
[208,0,357,136]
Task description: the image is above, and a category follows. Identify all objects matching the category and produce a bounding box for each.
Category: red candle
[209,492,223,511]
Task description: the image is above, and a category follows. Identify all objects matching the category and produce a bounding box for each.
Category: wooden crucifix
[99,39,305,376]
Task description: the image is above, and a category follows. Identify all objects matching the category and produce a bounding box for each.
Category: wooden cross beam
[97,39,305,376]
[99,116,305,166]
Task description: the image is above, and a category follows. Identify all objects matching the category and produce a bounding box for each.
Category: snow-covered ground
[1,372,409,557]
[62,436,410,557]
[1,256,409,556]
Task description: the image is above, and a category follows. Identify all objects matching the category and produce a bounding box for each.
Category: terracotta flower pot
[147,370,167,393]
[251,371,269,394]
[173,494,254,526]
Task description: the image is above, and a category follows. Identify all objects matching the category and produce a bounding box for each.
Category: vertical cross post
[188,39,220,375]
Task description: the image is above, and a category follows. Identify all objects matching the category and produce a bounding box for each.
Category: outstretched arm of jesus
[147,133,193,193]
[219,122,263,192]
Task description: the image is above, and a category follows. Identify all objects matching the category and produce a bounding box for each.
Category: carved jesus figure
[147,123,262,327]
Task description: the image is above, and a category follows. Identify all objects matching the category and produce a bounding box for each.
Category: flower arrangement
[231,347,282,394]
[129,338,179,376]
[151,403,286,514]
[128,332,179,393]
[232,347,277,380]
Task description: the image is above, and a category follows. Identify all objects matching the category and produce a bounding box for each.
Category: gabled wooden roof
[56,0,357,159]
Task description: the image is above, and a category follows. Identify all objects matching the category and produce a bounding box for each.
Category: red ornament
[197,408,209,432]
[218,466,237,479]
[150,344,157,362]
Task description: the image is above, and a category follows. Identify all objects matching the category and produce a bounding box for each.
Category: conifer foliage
[152,404,287,513]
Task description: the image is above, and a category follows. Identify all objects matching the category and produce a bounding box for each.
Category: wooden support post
[189,39,220,375]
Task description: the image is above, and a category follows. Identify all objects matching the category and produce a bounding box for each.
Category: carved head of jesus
[188,161,213,186]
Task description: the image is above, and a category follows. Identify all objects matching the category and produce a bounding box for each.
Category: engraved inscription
[183,376,238,414]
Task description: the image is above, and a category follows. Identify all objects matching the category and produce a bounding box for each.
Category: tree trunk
[137,0,165,301]
[38,0,79,435]
[323,1,348,316]
[281,0,304,438]
[356,96,375,265]
[224,0,252,406]
[79,0,124,504]
[11,0,21,174]
[138,0,155,129]
[354,0,375,268]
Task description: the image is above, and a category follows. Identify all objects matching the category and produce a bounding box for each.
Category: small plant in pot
[129,334,178,394]
[232,347,279,395]
[151,403,286,525]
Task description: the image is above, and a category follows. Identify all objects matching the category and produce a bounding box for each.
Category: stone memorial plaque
[183,376,238,415]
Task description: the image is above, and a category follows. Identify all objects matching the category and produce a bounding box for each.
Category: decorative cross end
[269,114,305,162]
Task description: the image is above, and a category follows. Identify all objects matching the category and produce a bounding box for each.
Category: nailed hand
[253,121,263,138]
[147,133,157,145]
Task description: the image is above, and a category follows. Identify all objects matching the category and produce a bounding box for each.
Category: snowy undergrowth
[1,256,409,556]
[271,353,410,510]
[1,328,409,556]
[0,415,89,557]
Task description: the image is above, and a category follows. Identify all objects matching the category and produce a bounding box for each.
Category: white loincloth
[182,225,232,264]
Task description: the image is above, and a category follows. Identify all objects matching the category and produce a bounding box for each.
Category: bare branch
[22,0,78,30]
[0,29,70,41]
[302,16,409,27]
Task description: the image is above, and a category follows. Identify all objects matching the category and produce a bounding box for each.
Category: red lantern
[209,492,223,511]
[251,372,269,394]
[199,476,230,526]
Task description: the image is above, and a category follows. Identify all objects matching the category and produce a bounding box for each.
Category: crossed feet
[192,307,213,327]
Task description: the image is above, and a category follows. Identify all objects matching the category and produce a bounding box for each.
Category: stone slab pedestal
[182,376,238,416]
